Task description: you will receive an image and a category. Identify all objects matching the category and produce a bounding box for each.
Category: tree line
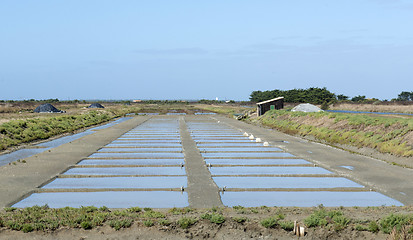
[250,88,413,104]
[250,88,336,104]
[396,91,413,101]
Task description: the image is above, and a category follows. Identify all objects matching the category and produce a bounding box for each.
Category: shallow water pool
[210,166,331,175]
[220,191,403,207]
[13,191,188,208]
[213,176,363,189]
[64,167,186,176]
[42,176,187,189]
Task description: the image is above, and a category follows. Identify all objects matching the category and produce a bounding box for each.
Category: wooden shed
[256,97,284,116]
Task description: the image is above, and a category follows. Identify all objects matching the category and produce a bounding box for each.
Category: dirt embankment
[1,206,412,240]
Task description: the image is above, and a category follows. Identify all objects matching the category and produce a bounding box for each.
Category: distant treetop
[250,87,336,104]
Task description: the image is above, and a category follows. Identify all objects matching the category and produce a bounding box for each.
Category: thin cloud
[134,48,208,55]
[271,36,302,40]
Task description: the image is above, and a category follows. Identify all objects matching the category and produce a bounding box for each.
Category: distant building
[133,100,142,103]
[256,97,284,116]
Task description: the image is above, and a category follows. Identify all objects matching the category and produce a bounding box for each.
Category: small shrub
[108,219,133,231]
[143,211,165,219]
[80,206,98,213]
[22,224,34,233]
[304,209,328,227]
[280,221,294,231]
[80,221,92,230]
[128,207,142,213]
[201,213,225,224]
[233,205,245,210]
[333,215,350,231]
[99,206,109,212]
[143,220,154,227]
[261,217,278,228]
[169,207,192,215]
[232,216,247,223]
[143,207,152,212]
[379,214,412,234]
[211,206,220,213]
[355,224,368,231]
[178,217,197,229]
[210,214,225,224]
[368,221,379,233]
[6,220,22,231]
[159,219,171,226]
[4,207,17,212]
[250,208,259,214]
[201,213,212,220]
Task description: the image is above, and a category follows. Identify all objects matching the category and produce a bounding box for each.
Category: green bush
[260,214,284,229]
[332,215,350,231]
[261,217,278,228]
[280,221,294,231]
[178,217,197,229]
[304,210,328,228]
[232,216,247,223]
[128,207,142,213]
[108,219,133,231]
[22,224,34,233]
[201,212,225,224]
[143,211,165,219]
[355,224,368,231]
[379,214,413,234]
[210,214,225,224]
[159,219,171,226]
[80,221,92,230]
[143,219,154,227]
[168,207,193,215]
[368,221,379,233]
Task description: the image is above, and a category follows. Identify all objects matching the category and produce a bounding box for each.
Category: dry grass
[255,110,413,157]
[330,103,413,114]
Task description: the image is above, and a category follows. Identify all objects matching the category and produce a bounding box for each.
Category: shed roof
[256,97,284,105]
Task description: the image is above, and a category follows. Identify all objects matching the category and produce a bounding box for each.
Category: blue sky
[1,0,412,101]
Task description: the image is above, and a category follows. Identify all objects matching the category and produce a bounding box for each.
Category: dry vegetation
[195,104,253,116]
[330,102,413,114]
[254,110,413,158]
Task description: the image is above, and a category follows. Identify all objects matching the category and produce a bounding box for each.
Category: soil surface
[1,206,410,239]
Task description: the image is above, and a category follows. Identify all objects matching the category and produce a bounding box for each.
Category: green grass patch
[0,111,113,151]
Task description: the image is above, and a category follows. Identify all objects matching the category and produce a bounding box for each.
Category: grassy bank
[195,104,252,116]
[0,205,411,238]
[329,103,413,114]
[0,111,113,151]
[254,110,413,157]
